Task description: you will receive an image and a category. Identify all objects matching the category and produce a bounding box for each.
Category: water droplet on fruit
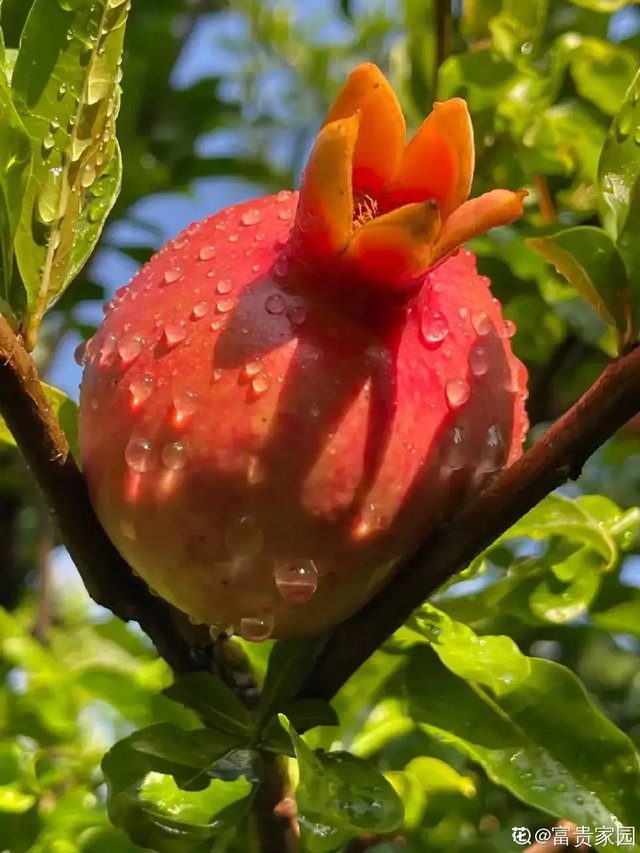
[120,519,136,541]
[173,388,198,422]
[287,306,307,325]
[192,301,209,319]
[459,307,468,318]
[420,310,449,347]
[217,279,232,294]
[228,233,239,243]
[118,334,145,364]
[225,516,264,559]
[216,297,235,313]
[275,560,318,604]
[240,614,274,642]
[199,245,216,261]
[129,374,154,406]
[277,190,291,202]
[252,373,271,395]
[471,310,491,336]
[252,263,261,273]
[99,333,119,365]
[273,254,289,278]
[445,378,470,409]
[212,368,223,382]
[161,441,187,470]
[276,230,290,247]
[480,425,506,473]
[241,209,262,226]
[163,267,182,284]
[469,346,488,376]
[265,293,286,314]
[164,320,187,347]
[247,455,265,484]
[442,425,466,471]
[503,319,516,338]
[243,358,264,378]
[125,437,155,472]
[278,208,294,221]
[74,341,87,366]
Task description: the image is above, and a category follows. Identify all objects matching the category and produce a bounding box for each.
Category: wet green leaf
[11,0,129,346]
[0,381,79,463]
[407,645,640,826]
[526,227,631,348]
[280,715,404,840]
[102,724,256,852]
[410,604,531,696]
[598,66,640,239]
[163,672,255,739]
[0,69,31,314]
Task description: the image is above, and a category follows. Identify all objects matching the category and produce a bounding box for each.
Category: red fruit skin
[79,192,528,639]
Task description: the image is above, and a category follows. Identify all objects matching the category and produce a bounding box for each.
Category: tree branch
[435,0,452,86]
[299,344,640,702]
[0,316,199,676]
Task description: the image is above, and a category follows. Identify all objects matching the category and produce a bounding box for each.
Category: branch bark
[299,344,640,702]
[0,315,199,676]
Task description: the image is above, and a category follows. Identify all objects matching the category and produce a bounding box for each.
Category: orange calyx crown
[294,62,527,290]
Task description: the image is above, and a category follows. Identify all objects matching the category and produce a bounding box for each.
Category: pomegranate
[78,63,528,641]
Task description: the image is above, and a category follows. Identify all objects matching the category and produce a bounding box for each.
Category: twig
[435,0,452,86]
[253,754,297,853]
[299,344,640,702]
[0,316,200,676]
[533,174,556,224]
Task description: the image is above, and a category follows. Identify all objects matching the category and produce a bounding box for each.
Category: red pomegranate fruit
[78,63,529,641]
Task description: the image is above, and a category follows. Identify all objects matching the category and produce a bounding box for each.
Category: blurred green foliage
[2,0,640,850]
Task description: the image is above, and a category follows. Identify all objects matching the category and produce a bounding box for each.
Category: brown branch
[435,0,452,86]
[0,316,199,676]
[533,174,556,224]
[299,344,640,702]
[253,754,297,853]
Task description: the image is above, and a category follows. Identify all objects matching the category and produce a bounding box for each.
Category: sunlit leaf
[526,226,631,348]
[11,0,129,347]
[102,724,256,853]
[280,715,404,841]
[598,66,640,239]
[0,381,79,463]
[387,757,474,830]
[407,645,640,826]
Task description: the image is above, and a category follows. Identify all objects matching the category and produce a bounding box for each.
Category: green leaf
[568,0,635,10]
[526,227,631,348]
[0,381,79,463]
[386,757,475,830]
[11,0,129,346]
[280,715,404,840]
[256,636,328,726]
[262,699,338,756]
[599,66,640,240]
[0,70,31,312]
[163,672,255,739]
[490,493,621,571]
[489,0,550,64]
[562,35,638,116]
[409,604,531,696]
[407,645,640,826]
[102,725,255,853]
